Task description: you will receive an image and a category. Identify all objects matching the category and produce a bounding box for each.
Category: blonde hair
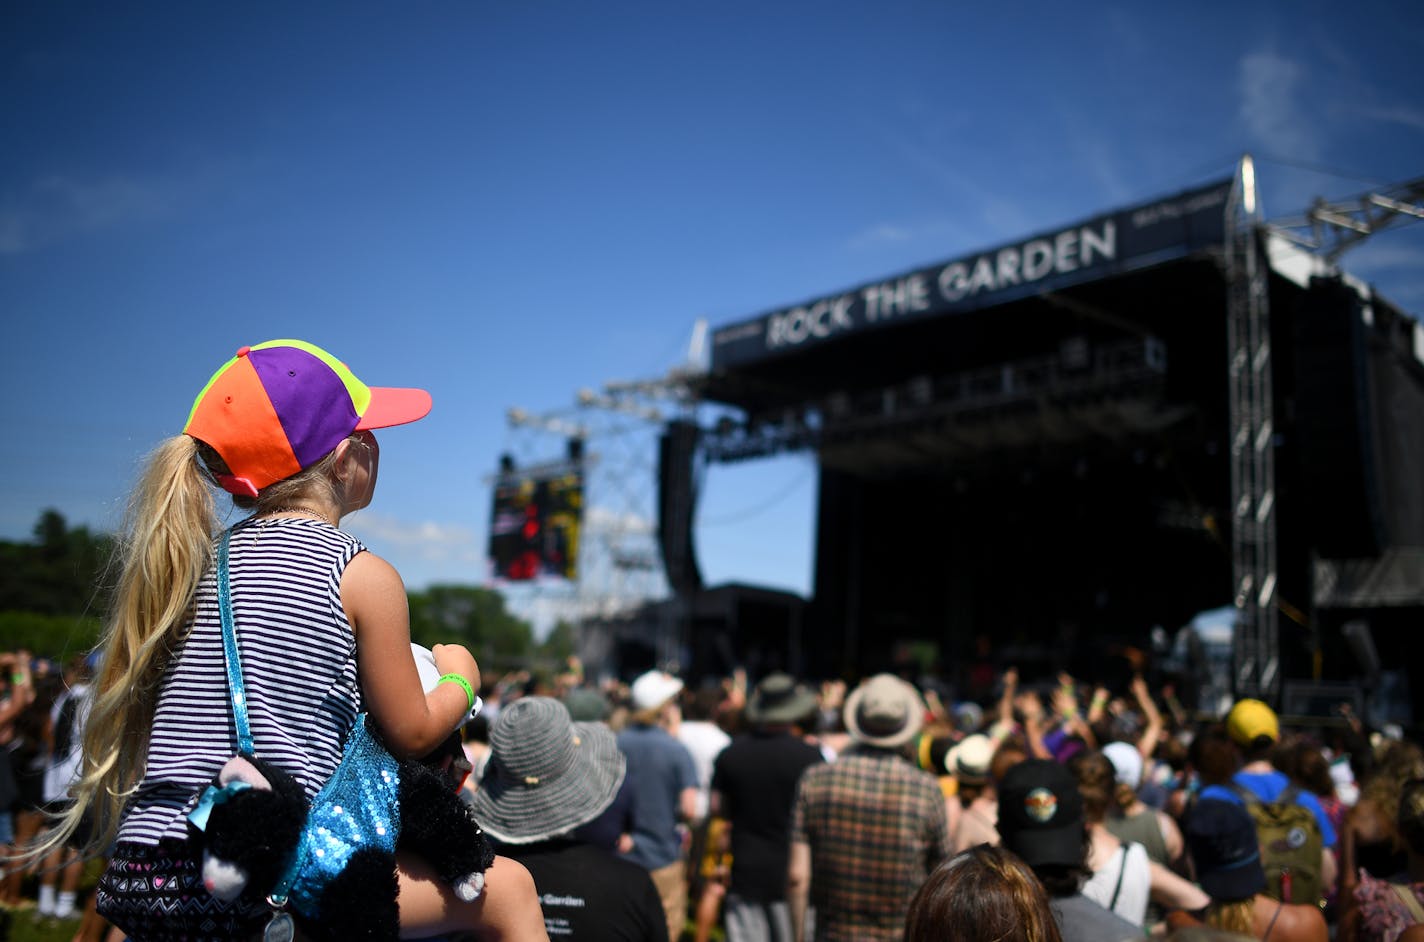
[31,432,364,860]
[1205,898,1255,936]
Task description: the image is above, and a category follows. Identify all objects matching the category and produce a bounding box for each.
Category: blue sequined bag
[279,714,401,920]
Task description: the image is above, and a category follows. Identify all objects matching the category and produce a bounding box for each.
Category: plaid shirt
[791,746,950,941]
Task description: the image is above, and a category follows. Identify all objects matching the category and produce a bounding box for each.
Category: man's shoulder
[804,750,937,789]
[620,723,684,752]
[1049,893,1141,942]
[1234,769,1318,808]
[516,840,652,881]
[723,732,822,762]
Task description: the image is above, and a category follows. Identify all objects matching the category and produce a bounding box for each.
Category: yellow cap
[1226,699,1279,746]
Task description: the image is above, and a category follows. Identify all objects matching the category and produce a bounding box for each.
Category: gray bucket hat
[746,672,819,725]
[471,696,626,844]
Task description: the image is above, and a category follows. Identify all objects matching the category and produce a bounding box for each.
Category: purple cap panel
[250,345,360,470]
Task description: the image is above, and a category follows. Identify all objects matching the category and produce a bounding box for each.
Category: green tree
[406,585,535,672]
[0,509,113,620]
[537,620,578,664]
[0,611,104,659]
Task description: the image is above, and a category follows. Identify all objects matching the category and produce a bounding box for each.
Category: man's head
[996,758,1088,896]
[843,674,925,750]
[629,669,684,726]
[745,672,818,729]
[948,734,995,787]
[1225,698,1279,761]
[1182,799,1267,903]
[470,696,626,844]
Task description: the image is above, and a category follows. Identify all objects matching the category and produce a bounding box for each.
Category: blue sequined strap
[217,531,255,757]
[218,528,299,911]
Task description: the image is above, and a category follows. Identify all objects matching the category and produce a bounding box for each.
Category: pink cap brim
[355,386,433,431]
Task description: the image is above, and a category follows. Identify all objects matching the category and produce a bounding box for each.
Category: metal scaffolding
[1226,155,1280,702]
[1269,175,1424,263]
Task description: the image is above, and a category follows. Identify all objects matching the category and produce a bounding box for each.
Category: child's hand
[433,644,480,690]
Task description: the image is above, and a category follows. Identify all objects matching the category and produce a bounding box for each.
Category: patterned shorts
[96,839,270,942]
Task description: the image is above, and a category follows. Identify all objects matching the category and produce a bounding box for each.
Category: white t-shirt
[42,682,91,805]
[677,720,730,821]
[1081,840,1150,927]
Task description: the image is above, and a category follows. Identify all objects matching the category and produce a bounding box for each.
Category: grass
[4,909,85,942]
[4,857,108,942]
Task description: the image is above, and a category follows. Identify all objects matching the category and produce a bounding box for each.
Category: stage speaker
[658,419,704,597]
[1291,276,1386,558]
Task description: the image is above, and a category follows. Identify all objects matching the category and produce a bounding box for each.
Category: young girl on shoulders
[33,339,545,941]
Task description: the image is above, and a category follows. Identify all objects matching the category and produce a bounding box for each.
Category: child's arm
[343,551,479,758]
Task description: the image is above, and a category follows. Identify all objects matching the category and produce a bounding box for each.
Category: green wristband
[438,673,476,713]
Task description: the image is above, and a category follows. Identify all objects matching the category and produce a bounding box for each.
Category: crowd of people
[2,338,1421,942]
[1,649,111,941]
[444,661,1422,942]
[2,625,1423,942]
[6,645,1423,941]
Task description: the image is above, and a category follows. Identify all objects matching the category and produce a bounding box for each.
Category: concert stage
[675,174,1424,713]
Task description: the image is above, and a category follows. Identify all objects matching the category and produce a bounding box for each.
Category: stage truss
[498,161,1422,695]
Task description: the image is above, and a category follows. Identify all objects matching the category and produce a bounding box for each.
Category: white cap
[947,733,995,783]
[630,670,684,711]
[1103,741,1144,790]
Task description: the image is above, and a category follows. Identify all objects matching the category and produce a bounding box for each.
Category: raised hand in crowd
[1129,675,1164,761]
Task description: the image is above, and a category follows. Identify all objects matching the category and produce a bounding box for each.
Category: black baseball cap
[996,759,1085,869]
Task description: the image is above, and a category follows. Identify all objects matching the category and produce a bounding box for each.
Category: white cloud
[1238,50,1320,161]
[347,512,487,580]
[1361,105,1424,133]
[584,504,655,536]
[845,223,915,250]
[0,175,175,254]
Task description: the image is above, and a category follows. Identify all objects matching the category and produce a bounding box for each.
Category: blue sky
[3,2,1422,632]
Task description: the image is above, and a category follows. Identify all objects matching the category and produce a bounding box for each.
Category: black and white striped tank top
[118,517,364,846]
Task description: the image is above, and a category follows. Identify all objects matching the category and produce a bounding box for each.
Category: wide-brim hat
[948,733,995,784]
[746,672,818,725]
[1184,799,1267,902]
[996,758,1086,869]
[470,696,625,844]
[844,674,925,749]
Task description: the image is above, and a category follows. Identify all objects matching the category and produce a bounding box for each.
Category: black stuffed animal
[195,740,494,940]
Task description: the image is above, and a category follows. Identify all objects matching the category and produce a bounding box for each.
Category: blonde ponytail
[31,435,217,860]
[1206,899,1256,935]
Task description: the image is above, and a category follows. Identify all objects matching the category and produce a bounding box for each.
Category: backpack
[1231,781,1323,905]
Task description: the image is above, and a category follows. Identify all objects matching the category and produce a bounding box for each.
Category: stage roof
[709,178,1232,374]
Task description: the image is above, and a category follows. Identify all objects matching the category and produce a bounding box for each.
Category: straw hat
[843,674,925,749]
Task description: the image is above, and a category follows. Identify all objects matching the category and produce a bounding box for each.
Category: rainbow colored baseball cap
[184,340,432,498]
